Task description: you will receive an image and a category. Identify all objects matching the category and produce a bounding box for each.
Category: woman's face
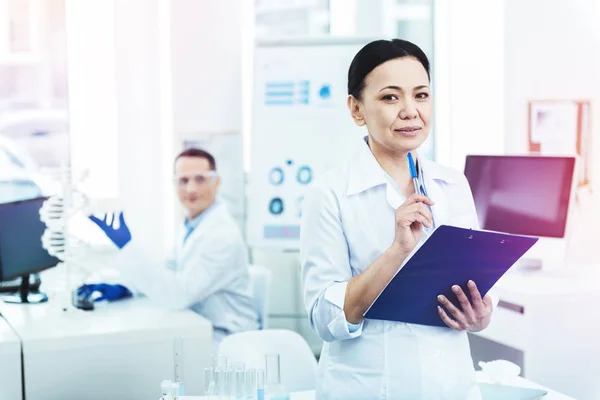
[348,57,432,154]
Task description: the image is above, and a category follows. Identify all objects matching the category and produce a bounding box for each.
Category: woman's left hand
[437,280,492,332]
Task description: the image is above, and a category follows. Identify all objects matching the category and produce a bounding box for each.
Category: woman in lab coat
[300,39,493,399]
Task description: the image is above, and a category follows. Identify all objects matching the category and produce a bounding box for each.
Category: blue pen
[407,153,435,229]
[407,153,421,195]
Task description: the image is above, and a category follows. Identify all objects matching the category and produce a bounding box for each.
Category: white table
[0,295,212,400]
[471,264,600,399]
[176,372,574,399]
[475,372,574,400]
[0,317,22,400]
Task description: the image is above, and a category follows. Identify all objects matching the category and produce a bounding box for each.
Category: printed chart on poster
[247,39,372,250]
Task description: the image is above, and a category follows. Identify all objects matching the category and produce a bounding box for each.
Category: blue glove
[89,212,132,249]
[77,283,132,302]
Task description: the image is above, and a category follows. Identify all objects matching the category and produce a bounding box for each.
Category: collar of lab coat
[345,136,457,196]
[180,201,224,247]
[184,201,218,232]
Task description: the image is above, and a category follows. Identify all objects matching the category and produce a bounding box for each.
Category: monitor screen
[464,155,575,238]
[0,197,59,281]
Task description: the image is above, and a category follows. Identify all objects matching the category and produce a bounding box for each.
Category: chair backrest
[219,329,318,392]
[247,264,272,329]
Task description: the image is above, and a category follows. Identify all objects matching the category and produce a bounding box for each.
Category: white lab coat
[300,138,484,400]
[116,201,259,345]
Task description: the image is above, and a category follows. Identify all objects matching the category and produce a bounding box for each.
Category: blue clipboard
[365,225,538,327]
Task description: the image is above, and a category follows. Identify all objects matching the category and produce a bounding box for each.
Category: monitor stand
[2,274,48,304]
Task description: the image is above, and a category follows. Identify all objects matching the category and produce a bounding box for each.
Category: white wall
[65,0,119,199]
[65,0,171,258]
[504,0,600,265]
[169,0,243,135]
[433,0,505,171]
[168,0,244,233]
[505,0,600,170]
[66,0,243,258]
[112,0,171,261]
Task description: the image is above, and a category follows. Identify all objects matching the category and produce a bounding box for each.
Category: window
[255,0,330,39]
[0,0,68,204]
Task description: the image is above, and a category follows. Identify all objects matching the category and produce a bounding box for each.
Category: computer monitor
[464,155,577,268]
[0,197,60,303]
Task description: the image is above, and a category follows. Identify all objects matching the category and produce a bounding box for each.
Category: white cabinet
[0,317,22,400]
[470,266,600,400]
[0,297,212,400]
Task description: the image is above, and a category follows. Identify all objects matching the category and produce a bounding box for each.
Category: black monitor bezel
[464,155,576,239]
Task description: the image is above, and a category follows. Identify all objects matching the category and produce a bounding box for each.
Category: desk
[475,372,574,400]
[177,372,573,399]
[470,265,600,400]
[0,317,22,400]
[0,296,212,400]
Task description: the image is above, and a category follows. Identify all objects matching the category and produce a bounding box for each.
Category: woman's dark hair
[347,39,430,100]
[175,147,216,170]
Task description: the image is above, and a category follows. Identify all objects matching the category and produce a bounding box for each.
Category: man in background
[80,148,258,346]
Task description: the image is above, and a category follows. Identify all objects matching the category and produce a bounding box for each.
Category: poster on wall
[528,100,592,187]
[247,39,370,250]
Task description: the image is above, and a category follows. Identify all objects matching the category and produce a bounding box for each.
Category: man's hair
[175,148,216,171]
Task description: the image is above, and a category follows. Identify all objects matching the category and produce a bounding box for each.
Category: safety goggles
[173,171,217,188]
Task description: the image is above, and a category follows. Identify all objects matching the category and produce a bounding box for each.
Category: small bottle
[160,380,172,400]
[169,382,182,399]
[265,353,290,400]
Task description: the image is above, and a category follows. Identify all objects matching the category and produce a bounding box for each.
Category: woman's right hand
[344,195,434,324]
[392,194,435,254]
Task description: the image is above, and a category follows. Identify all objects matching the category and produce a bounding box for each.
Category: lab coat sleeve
[460,174,499,313]
[114,232,245,310]
[114,243,177,297]
[300,184,364,343]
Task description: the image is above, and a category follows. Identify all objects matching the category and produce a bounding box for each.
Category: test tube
[172,337,185,396]
[214,367,225,399]
[205,367,215,396]
[229,362,245,399]
[235,369,246,399]
[245,369,256,400]
[227,367,236,398]
[266,353,283,385]
[257,369,265,400]
[173,337,184,383]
